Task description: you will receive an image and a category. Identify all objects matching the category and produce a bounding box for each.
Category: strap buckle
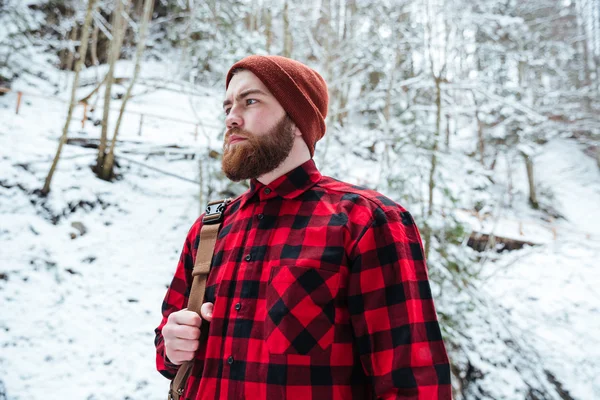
[202,198,231,225]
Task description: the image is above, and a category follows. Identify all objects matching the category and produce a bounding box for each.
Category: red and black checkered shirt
[155,159,451,399]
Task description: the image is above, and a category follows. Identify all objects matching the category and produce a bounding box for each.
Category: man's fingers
[172,338,200,352]
[171,309,202,327]
[200,302,214,322]
[171,324,201,340]
[168,349,195,364]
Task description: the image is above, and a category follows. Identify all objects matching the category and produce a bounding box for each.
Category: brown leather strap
[192,224,221,275]
[168,199,230,400]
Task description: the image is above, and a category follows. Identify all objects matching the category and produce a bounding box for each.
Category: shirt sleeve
[154,217,202,379]
[347,207,452,399]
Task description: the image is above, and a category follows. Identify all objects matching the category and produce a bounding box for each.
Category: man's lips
[229,135,247,145]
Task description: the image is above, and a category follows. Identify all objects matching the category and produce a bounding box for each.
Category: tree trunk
[59,10,74,71]
[198,156,204,216]
[90,22,100,82]
[177,0,192,76]
[42,0,98,196]
[522,151,539,209]
[471,88,488,167]
[445,113,451,150]
[96,0,127,174]
[282,0,292,58]
[336,0,356,126]
[320,0,335,125]
[90,23,100,67]
[576,0,593,112]
[476,110,485,165]
[245,0,256,31]
[264,7,272,53]
[65,25,78,71]
[321,0,331,69]
[102,0,153,181]
[506,152,514,207]
[134,0,144,16]
[424,75,442,260]
[384,46,400,127]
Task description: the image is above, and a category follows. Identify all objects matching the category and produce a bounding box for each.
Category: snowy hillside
[0,60,232,397]
[469,138,600,399]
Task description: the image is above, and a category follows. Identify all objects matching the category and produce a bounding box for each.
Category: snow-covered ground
[0,69,221,398]
[477,138,600,399]
[1,65,599,399]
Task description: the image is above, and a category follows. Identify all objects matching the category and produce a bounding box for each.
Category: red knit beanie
[225,55,328,158]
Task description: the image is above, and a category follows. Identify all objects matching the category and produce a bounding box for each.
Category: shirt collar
[239,159,322,209]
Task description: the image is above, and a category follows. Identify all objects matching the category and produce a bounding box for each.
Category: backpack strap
[168,198,231,400]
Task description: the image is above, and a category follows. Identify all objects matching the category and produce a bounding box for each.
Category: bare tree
[177,0,192,77]
[264,6,273,53]
[101,0,154,180]
[90,22,100,69]
[96,0,128,176]
[282,0,292,57]
[42,0,98,196]
[424,0,449,260]
[65,24,78,71]
[521,149,539,209]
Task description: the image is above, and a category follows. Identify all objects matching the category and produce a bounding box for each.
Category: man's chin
[222,160,258,182]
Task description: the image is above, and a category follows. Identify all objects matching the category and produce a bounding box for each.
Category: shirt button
[235,302,242,311]
[257,213,264,220]
[245,254,252,261]
[227,356,234,365]
[264,188,271,194]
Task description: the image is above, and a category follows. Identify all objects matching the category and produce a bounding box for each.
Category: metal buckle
[202,199,230,225]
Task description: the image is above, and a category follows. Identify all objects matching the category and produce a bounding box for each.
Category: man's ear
[293,124,302,137]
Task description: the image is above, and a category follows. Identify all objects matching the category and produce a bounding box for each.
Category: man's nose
[225,106,243,129]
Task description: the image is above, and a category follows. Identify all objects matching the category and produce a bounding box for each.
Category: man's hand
[163,303,214,365]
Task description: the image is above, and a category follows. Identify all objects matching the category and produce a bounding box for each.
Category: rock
[71,221,87,238]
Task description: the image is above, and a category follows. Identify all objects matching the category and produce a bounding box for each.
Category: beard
[221,114,295,182]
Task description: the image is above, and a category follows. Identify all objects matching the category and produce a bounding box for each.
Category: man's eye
[224,108,231,115]
[246,99,257,105]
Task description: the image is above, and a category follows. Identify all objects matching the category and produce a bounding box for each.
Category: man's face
[221,70,295,182]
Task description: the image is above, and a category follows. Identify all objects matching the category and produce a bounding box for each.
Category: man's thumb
[200,302,214,322]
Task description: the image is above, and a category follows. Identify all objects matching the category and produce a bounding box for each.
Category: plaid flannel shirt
[155,159,451,399]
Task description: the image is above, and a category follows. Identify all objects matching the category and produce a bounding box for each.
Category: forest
[0,0,599,399]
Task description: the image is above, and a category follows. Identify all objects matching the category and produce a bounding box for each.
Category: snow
[535,139,600,237]
[479,240,600,399]
[0,68,216,398]
[475,137,600,398]
[1,62,599,400]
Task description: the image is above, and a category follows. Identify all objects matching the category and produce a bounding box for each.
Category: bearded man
[155,55,451,399]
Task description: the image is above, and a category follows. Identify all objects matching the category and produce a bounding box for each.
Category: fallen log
[467,232,538,252]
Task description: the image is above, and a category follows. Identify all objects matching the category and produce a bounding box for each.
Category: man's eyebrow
[222,89,268,108]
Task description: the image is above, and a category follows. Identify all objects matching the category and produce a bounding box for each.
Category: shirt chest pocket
[265,265,340,356]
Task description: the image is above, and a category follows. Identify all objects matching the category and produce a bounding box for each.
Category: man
[155,55,451,399]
